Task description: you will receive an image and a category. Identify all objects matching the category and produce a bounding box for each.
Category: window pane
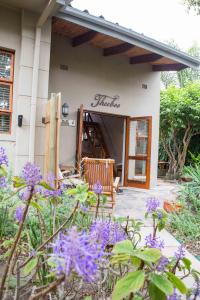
[129,120,148,156]
[128,159,146,182]
[0,52,12,79]
[0,114,10,133]
[0,84,10,110]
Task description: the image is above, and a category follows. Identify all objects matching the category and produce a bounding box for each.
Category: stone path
[114,180,200,289]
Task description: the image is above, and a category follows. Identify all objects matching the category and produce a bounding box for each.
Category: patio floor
[114,179,200,288]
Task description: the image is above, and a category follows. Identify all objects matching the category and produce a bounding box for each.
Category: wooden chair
[82,157,120,210]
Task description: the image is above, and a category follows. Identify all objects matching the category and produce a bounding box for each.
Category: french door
[124,116,152,189]
[76,104,84,171]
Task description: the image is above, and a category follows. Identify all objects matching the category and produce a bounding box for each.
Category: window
[0,50,14,134]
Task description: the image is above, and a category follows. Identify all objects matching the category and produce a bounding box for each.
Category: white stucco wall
[49,33,161,187]
[0,5,51,175]
[0,5,21,171]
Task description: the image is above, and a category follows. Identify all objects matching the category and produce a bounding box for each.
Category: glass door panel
[125,117,152,189]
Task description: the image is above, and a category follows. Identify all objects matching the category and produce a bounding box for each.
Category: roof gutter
[29,0,71,163]
[57,6,200,70]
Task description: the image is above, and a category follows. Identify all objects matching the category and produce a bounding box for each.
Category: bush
[170,164,200,242]
[0,147,200,299]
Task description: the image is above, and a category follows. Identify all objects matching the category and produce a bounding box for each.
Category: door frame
[124,116,152,189]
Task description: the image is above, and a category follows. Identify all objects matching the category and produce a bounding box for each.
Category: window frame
[0,49,14,134]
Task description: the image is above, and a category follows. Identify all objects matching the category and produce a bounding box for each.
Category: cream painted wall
[0,5,21,171]
[0,5,51,175]
[49,33,161,187]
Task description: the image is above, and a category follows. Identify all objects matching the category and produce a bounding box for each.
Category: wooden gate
[43,93,61,185]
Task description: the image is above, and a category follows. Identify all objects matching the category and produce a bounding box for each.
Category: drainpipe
[28,0,71,162]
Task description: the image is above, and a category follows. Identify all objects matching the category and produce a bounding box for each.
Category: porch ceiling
[52,12,200,71]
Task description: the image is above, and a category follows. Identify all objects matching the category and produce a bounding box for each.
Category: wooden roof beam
[103,43,134,56]
[130,53,162,64]
[72,30,97,47]
[152,63,187,71]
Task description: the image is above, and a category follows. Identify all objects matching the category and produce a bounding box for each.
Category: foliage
[161,43,200,89]
[160,83,200,177]
[184,0,200,14]
[0,148,200,299]
[169,164,200,242]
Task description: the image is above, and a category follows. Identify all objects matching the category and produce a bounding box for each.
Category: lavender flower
[145,234,164,250]
[146,197,160,213]
[0,176,7,188]
[174,245,185,260]
[15,206,24,222]
[80,204,89,213]
[0,147,8,166]
[156,256,169,272]
[51,227,105,282]
[90,220,126,249]
[93,181,103,195]
[168,289,182,300]
[21,162,42,187]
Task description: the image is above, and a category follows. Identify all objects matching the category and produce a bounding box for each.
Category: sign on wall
[91,94,120,109]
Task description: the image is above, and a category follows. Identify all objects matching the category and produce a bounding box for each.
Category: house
[0,0,199,189]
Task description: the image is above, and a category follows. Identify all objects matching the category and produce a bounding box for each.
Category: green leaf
[149,282,167,300]
[84,297,92,300]
[166,272,187,294]
[133,248,161,262]
[150,274,173,296]
[31,201,42,210]
[23,257,38,276]
[13,176,26,188]
[112,270,145,300]
[112,240,134,255]
[182,258,191,271]
[0,166,7,177]
[39,181,54,190]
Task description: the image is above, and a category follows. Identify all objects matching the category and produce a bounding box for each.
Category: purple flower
[168,289,182,300]
[15,206,24,222]
[145,234,164,250]
[19,187,31,201]
[90,220,126,249]
[80,204,89,213]
[21,162,42,187]
[156,256,169,272]
[174,245,185,260]
[51,227,105,282]
[41,172,63,198]
[157,211,163,219]
[0,176,7,188]
[0,147,8,166]
[146,197,160,213]
[93,181,103,195]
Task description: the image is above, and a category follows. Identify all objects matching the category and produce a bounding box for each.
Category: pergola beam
[72,30,97,47]
[152,63,187,71]
[130,53,162,64]
[103,42,134,56]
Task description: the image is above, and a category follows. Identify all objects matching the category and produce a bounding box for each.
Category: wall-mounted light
[62,103,69,118]
[18,115,23,127]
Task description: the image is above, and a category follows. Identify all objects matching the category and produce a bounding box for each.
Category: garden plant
[0,147,200,299]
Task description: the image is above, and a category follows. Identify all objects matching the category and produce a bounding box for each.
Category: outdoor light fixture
[62,103,69,118]
[18,115,23,127]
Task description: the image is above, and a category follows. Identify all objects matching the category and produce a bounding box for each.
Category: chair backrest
[82,157,114,193]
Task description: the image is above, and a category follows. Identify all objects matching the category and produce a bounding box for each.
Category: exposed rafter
[103,43,134,56]
[130,53,162,64]
[72,30,97,47]
[152,63,187,71]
